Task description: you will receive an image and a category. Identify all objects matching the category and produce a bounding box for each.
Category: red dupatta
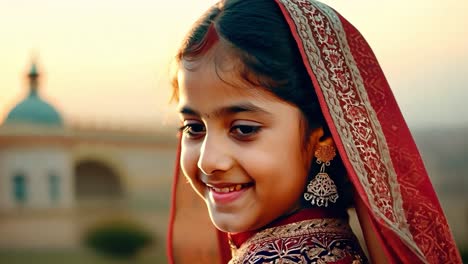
[167,0,461,263]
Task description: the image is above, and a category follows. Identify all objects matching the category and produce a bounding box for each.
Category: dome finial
[28,54,40,95]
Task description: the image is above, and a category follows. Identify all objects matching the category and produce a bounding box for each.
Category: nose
[197,133,233,175]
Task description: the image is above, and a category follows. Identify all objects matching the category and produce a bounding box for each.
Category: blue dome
[5,93,63,126]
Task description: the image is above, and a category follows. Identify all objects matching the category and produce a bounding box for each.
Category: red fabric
[166,136,181,264]
[217,229,231,264]
[273,1,461,263]
[339,14,459,263]
[336,16,424,264]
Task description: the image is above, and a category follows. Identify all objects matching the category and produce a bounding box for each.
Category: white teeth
[212,184,244,193]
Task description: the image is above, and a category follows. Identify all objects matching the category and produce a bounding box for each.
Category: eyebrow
[178,102,272,118]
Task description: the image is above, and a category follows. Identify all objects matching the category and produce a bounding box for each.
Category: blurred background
[0,0,467,263]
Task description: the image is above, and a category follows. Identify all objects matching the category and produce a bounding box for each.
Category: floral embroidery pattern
[229,219,367,264]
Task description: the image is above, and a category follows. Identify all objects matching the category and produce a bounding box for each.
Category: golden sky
[1,0,467,130]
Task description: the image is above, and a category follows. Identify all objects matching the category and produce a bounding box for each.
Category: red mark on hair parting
[186,24,220,59]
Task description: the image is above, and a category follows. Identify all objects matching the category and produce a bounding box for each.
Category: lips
[205,182,254,204]
[207,183,253,193]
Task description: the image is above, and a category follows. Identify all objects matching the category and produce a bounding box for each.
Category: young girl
[167,0,461,263]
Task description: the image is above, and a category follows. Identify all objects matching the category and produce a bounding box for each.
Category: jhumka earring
[304,145,339,207]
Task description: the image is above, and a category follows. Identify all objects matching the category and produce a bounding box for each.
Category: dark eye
[230,125,261,140]
[180,123,206,138]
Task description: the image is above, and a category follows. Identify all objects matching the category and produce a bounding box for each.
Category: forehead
[177,54,282,109]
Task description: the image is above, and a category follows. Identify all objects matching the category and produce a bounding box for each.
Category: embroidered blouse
[228,208,368,264]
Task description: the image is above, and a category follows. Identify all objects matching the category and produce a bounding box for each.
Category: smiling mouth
[207,183,254,193]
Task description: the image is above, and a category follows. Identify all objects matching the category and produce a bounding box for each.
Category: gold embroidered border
[277,0,425,261]
[230,218,353,261]
[313,1,424,256]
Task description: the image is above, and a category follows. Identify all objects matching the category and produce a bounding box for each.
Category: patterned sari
[167,0,461,263]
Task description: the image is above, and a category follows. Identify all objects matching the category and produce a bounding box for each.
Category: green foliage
[460,247,468,263]
[83,219,154,259]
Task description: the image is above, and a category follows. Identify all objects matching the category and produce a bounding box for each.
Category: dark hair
[172,0,352,209]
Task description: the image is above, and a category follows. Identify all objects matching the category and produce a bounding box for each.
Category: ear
[316,134,335,149]
[307,126,335,154]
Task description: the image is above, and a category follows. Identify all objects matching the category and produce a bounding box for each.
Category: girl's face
[177,54,318,233]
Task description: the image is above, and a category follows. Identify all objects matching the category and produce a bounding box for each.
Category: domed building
[5,63,63,127]
[0,61,177,251]
[0,62,72,211]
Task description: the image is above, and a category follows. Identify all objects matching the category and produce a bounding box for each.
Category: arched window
[49,173,60,203]
[74,160,124,208]
[12,173,27,204]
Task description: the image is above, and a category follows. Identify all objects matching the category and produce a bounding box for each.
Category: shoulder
[230,218,367,264]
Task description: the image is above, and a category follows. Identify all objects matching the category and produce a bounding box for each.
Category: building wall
[71,141,177,207]
[0,130,178,249]
[0,146,73,210]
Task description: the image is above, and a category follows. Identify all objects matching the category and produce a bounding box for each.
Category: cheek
[239,138,307,181]
[250,131,309,190]
[180,141,200,182]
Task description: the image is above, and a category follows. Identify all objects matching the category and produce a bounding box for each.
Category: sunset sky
[1,0,467,130]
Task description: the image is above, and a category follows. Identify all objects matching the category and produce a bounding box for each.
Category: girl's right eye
[180,123,206,138]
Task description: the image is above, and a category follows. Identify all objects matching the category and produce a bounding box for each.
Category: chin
[210,214,248,233]
[211,217,234,232]
[213,222,242,233]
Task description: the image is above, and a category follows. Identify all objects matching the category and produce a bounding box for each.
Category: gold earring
[304,145,339,207]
